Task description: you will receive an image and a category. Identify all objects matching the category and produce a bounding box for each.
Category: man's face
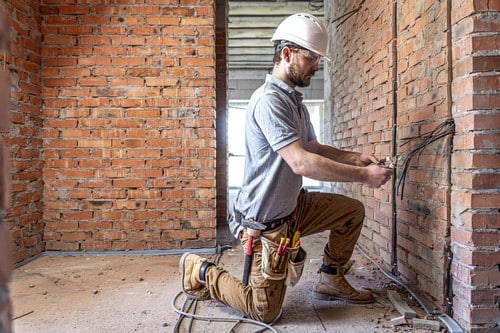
[287,48,321,87]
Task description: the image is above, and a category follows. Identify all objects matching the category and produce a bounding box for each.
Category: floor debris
[413,318,441,331]
[390,315,408,327]
[387,289,417,319]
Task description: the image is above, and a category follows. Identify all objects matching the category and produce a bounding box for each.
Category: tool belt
[260,233,306,287]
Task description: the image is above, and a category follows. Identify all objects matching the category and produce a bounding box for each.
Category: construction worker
[180,13,392,323]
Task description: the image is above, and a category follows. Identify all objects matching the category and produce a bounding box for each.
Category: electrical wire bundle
[397,119,455,199]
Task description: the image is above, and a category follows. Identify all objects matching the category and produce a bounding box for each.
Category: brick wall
[0,0,44,263]
[324,1,499,332]
[450,1,500,331]
[41,1,217,252]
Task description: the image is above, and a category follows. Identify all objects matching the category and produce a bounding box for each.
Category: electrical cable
[445,246,454,316]
[330,0,366,27]
[444,0,455,319]
[172,295,198,333]
[171,292,278,333]
[396,119,455,199]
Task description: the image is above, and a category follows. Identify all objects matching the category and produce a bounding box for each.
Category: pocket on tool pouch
[285,247,307,287]
[260,236,287,280]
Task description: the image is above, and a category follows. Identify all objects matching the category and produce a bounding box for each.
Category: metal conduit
[390,0,399,277]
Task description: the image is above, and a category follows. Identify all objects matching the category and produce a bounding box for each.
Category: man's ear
[281,47,293,63]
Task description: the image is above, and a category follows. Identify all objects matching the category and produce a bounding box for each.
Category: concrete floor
[10,232,438,333]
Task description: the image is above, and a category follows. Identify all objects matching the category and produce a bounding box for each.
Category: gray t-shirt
[234,74,316,222]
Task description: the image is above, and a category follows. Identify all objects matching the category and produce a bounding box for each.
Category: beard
[288,61,314,87]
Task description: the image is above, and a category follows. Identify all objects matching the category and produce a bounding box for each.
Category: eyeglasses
[288,47,321,64]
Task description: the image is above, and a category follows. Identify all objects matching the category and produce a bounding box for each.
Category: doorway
[217,1,325,244]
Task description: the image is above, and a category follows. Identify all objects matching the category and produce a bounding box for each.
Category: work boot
[179,253,214,301]
[312,265,374,304]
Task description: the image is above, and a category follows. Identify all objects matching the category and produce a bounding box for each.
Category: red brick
[145,16,179,25]
[459,211,499,229]
[470,308,500,325]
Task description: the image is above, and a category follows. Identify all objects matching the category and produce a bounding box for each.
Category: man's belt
[234,211,293,231]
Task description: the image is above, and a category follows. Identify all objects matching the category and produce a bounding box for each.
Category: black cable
[330,0,366,27]
[445,245,454,316]
[397,119,455,199]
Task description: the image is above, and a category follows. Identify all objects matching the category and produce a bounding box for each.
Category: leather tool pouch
[260,235,287,280]
[261,235,307,286]
[285,246,307,287]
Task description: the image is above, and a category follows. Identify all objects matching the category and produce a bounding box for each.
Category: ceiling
[228,1,324,69]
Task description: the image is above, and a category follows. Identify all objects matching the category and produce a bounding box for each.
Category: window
[227,99,323,189]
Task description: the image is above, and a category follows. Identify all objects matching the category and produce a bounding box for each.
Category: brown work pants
[205,190,365,323]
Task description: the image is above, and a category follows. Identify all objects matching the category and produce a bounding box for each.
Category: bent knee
[353,198,365,216]
[252,305,282,324]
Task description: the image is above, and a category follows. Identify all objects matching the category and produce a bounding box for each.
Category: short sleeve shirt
[234,74,317,222]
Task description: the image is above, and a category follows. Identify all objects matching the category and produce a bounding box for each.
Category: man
[180,13,392,323]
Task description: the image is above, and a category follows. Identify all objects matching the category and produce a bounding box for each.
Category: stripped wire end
[378,156,397,168]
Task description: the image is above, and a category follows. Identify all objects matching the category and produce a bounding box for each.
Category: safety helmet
[270,13,329,59]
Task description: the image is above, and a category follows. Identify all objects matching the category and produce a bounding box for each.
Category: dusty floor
[10,232,440,333]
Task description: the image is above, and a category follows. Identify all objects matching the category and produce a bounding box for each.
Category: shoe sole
[179,252,192,294]
[312,290,374,304]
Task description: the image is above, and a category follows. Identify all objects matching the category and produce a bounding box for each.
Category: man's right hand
[364,164,393,188]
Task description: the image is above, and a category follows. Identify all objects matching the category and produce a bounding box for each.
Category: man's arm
[277,140,392,188]
[305,139,378,167]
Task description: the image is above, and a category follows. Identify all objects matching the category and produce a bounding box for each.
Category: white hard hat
[271,13,329,59]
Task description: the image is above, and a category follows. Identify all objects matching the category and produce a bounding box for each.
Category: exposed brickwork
[325,1,498,332]
[0,0,44,263]
[40,1,217,252]
[450,1,500,331]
